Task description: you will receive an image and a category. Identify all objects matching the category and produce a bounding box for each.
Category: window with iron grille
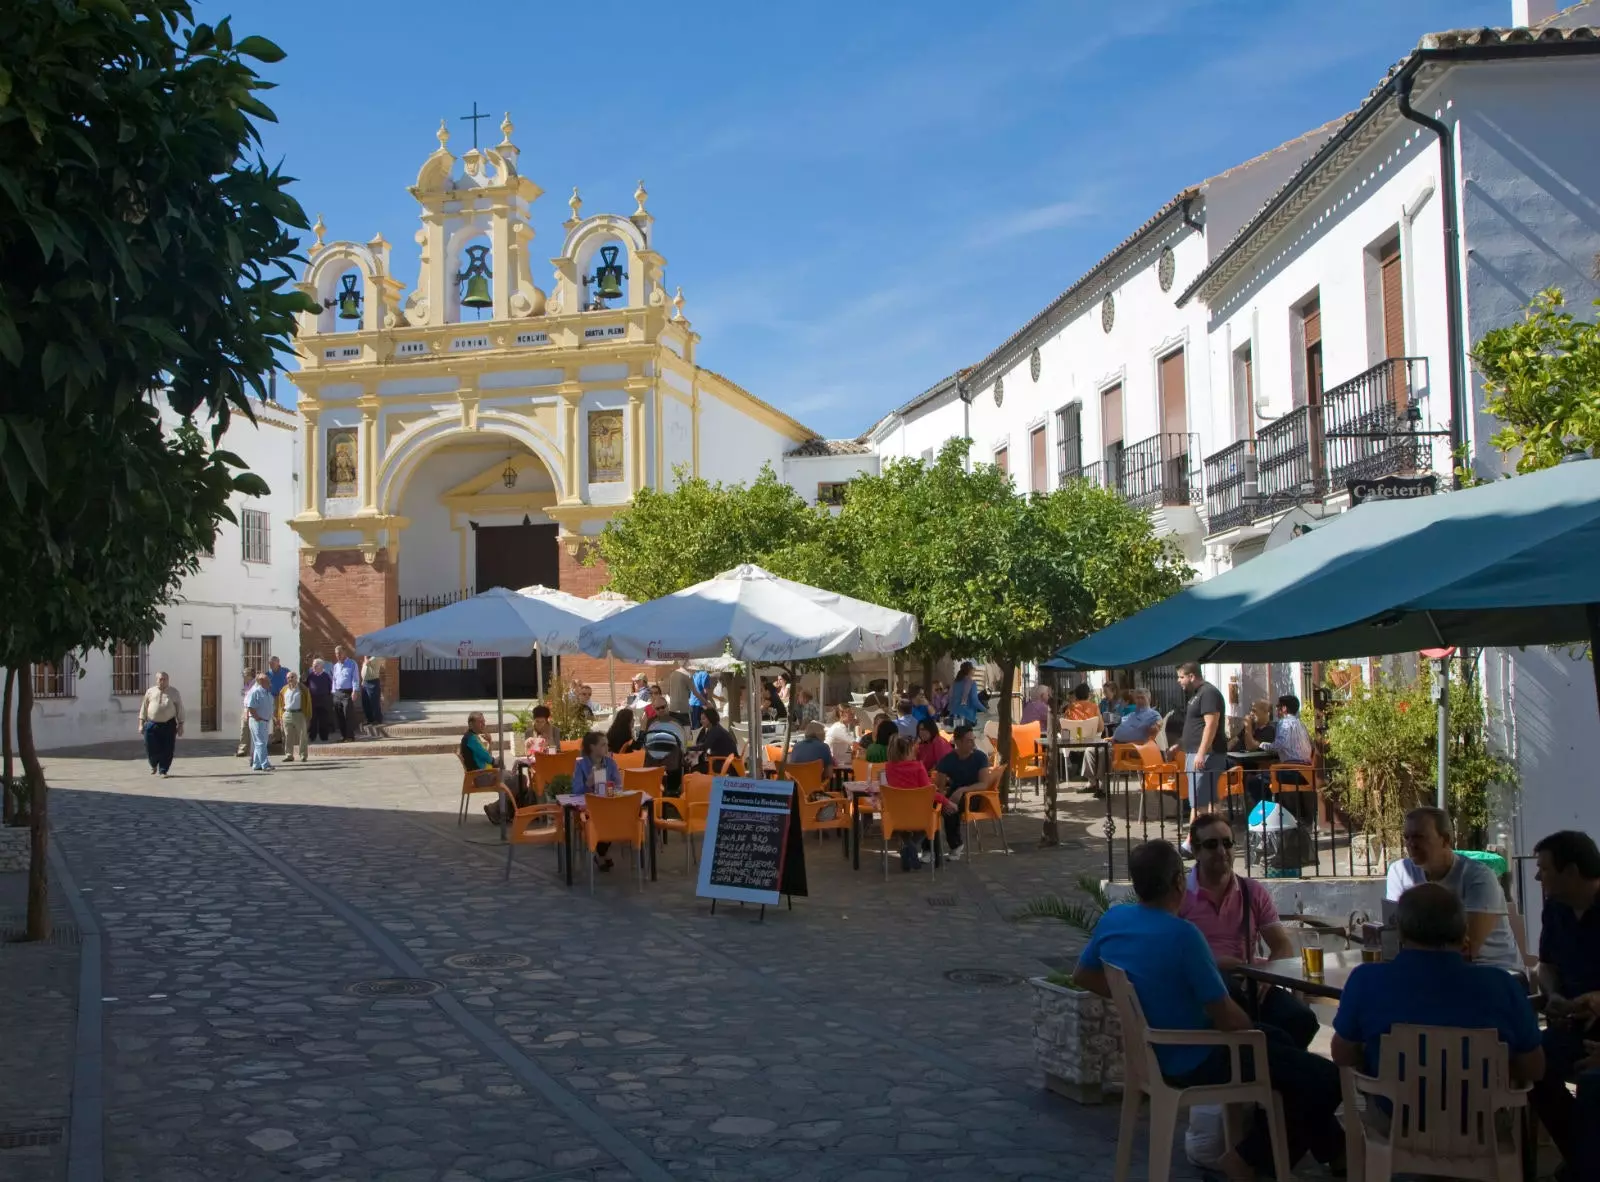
[816,482,850,507]
[241,509,270,564]
[241,637,269,682]
[111,642,148,696]
[33,658,77,699]
[1055,403,1083,481]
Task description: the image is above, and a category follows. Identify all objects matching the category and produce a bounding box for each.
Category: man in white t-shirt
[1385,806,1521,973]
[824,705,857,768]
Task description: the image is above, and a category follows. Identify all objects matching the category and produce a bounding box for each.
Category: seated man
[1019,684,1051,728]
[932,724,990,863]
[786,720,833,771]
[462,712,520,824]
[1332,881,1543,1084]
[1111,687,1162,744]
[1074,840,1344,1180]
[1528,829,1600,1180]
[1386,806,1522,973]
[1180,813,1320,1049]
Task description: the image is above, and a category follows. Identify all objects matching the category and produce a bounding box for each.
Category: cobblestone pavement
[39,746,1209,1181]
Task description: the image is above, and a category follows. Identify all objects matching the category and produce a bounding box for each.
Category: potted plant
[0,776,32,871]
[1011,875,1124,1104]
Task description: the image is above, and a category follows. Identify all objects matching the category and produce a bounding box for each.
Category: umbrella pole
[496,657,506,764]
[1588,604,1600,730]
[536,643,545,703]
[1434,656,1449,812]
[608,654,616,717]
[748,667,761,777]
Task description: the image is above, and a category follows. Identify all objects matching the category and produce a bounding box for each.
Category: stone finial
[565,186,583,229]
[499,111,515,145]
[671,286,686,322]
[633,180,649,217]
[436,119,450,149]
[309,213,327,256]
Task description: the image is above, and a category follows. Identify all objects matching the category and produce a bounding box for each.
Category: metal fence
[397,587,481,699]
[1119,432,1200,511]
[1202,439,1253,533]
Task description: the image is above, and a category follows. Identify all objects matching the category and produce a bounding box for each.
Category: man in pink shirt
[1179,812,1320,1049]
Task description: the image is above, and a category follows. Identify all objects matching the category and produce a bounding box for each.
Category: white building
[19,397,303,750]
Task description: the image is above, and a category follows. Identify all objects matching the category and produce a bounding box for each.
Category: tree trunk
[1042,682,1061,847]
[18,668,50,942]
[921,653,934,698]
[995,658,1016,814]
[2,666,13,825]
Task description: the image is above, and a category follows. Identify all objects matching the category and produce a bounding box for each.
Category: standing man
[1180,812,1320,1048]
[1177,661,1228,832]
[1527,829,1600,1179]
[360,653,384,734]
[266,654,289,753]
[245,673,275,771]
[1385,806,1522,972]
[666,663,694,728]
[304,658,333,743]
[235,667,257,758]
[329,645,360,742]
[689,666,710,731]
[279,670,308,763]
[137,671,184,777]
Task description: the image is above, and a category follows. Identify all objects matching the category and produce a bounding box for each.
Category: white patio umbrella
[357,585,611,759]
[585,589,638,713]
[577,564,917,774]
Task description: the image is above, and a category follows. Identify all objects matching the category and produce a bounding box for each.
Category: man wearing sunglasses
[1180,812,1321,1049]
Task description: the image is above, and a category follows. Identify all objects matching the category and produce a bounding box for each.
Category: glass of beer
[1362,946,1382,964]
[1299,929,1325,979]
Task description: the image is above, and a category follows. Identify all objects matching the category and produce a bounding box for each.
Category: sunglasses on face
[1199,837,1234,851]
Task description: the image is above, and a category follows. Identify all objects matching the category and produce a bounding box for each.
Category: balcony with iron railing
[1118,432,1200,511]
[1203,439,1254,534]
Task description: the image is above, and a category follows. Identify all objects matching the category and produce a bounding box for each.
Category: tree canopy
[1473,288,1600,472]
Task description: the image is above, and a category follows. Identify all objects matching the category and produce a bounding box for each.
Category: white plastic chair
[1340,1024,1530,1182]
[1103,963,1294,1182]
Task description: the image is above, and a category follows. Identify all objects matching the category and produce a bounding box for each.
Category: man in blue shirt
[690,669,710,731]
[1528,830,1600,1181]
[1332,883,1544,1082]
[1074,840,1343,1178]
[1111,688,1162,744]
[329,645,361,742]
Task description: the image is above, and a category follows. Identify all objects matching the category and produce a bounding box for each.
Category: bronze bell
[458,244,493,310]
[334,273,362,320]
[592,244,625,301]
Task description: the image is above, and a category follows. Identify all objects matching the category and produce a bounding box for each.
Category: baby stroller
[642,725,686,799]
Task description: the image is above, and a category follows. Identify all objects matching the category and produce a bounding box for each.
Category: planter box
[0,825,30,873]
[1029,976,1123,1104]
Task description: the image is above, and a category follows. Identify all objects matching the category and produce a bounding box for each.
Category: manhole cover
[926,895,958,908]
[943,969,1021,988]
[343,978,442,999]
[442,952,531,971]
[0,1125,64,1149]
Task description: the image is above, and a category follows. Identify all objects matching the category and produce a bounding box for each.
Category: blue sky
[244,0,1509,434]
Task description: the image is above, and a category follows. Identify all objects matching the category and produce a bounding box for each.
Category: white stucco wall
[22,401,302,750]
[693,389,794,485]
[660,393,695,485]
[781,453,880,505]
[872,392,968,464]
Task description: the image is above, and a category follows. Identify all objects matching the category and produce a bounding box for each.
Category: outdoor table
[844,781,877,870]
[555,791,657,887]
[1054,738,1111,788]
[1227,749,1273,764]
[1227,948,1366,1003]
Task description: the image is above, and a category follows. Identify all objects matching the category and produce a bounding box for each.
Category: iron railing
[1119,432,1200,510]
[1203,440,1254,534]
[1322,357,1431,487]
[1254,405,1319,513]
[1075,460,1108,490]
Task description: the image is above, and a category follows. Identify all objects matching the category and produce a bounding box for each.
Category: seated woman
[883,734,950,872]
[572,730,622,873]
[693,706,740,771]
[606,707,640,757]
[524,705,559,756]
[915,717,952,773]
[859,717,898,765]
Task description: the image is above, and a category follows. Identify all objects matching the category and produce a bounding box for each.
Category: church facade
[289,116,862,700]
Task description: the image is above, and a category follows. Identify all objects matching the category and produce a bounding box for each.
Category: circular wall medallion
[1158,247,1176,292]
[993,377,1004,407]
[1029,347,1042,383]
[442,952,531,971]
[344,978,443,999]
[1101,294,1115,334]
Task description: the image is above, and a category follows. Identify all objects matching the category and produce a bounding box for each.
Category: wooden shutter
[1030,427,1047,493]
[1303,297,1321,348]
[1380,240,1404,358]
[1101,383,1123,446]
[1159,350,1187,438]
[995,447,1008,475]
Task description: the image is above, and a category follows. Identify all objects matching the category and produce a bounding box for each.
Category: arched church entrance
[393,431,560,700]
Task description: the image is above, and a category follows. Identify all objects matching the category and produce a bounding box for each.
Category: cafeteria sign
[696,777,807,911]
[1348,474,1437,506]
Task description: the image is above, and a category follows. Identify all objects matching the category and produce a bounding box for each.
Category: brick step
[364,720,516,739]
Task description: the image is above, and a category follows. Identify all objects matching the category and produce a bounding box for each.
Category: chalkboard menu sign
[695,777,808,906]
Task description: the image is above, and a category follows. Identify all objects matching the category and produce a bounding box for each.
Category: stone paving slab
[35,748,1206,1181]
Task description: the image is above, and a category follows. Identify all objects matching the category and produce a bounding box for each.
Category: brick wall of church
[300,548,400,705]
[557,544,653,709]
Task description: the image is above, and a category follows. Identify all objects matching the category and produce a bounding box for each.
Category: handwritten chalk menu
[695,777,808,905]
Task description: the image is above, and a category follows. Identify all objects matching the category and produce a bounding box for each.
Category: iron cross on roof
[459,101,491,149]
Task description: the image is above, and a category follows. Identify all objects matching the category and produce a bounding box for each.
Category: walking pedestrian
[360,653,384,733]
[330,645,360,742]
[235,667,256,757]
[305,658,333,742]
[279,670,309,762]
[137,671,184,777]
[245,673,275,771]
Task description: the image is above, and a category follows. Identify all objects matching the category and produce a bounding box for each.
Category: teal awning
[1050,459,1600,670]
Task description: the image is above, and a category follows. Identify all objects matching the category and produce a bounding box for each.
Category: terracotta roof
[786,438,872,457]
[1422,23,1598,49]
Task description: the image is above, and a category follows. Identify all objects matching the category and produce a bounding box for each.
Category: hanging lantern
[458,244,493,310]
[502,460,518,488]
[327,272,363,321]
[588,244,626,302]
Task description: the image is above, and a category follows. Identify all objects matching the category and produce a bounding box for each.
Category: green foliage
[1324,662,1515,848]
[587,464,834,600]
[1011,874,1124,963]
[541,773,572,803]
[541,674,594,746]
[1473,288,1600,472]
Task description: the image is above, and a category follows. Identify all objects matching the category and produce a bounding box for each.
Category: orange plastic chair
[1011,735,1048,799]
[1012,720,1043,751]
[959,763,1009,854]
[581,791,646,894]
[613,749,648,771]
[708,753,745,776]
[778,759,831,801]
[779,762,848,844]
[531,749,579,800]
[764,743,784,772]
[1135,743,1186,822]
[1267,761,1320,826]
[1110,742,1146,773]
[877,785,941,879]
[850,757,884,786]
[457,764,504,825]
[497,785,564,879]
[558,737,583,752]
[653,773,713,871]
[621,765,666,804]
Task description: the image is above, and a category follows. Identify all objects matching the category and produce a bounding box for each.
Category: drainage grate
[343,978,442,999]
[926,895,958,908]
[442,952,530,971]
[0,1124,64,1149]
[943,969,1021,988]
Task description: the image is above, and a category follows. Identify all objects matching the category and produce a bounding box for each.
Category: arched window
[582,239,628,311]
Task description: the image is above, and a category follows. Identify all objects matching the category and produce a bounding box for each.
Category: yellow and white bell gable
[287,113,817,588]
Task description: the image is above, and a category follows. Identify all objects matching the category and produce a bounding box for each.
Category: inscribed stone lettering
[588,410,624,484]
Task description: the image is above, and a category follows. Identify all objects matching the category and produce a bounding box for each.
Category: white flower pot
[1028,976,1124,1104]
